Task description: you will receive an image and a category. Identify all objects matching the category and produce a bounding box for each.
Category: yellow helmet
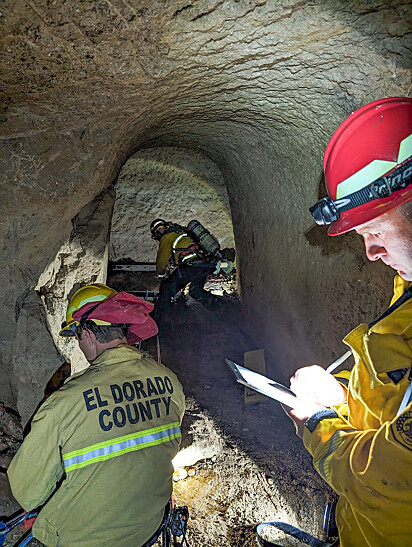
[59,283,117,337]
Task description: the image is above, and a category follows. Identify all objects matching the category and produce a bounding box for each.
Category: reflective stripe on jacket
[303,275,412,546]
[156,232,197,275]
[7,345,185,547]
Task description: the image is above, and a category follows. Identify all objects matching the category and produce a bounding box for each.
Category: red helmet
[323,97,412,236]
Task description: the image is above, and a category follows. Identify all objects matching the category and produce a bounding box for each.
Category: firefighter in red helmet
[285,98,412,546]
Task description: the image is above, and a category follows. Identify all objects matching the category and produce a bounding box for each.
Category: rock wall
[2,188,115,424]
[0,0,411,407]
[36,188,116,375]
[110,147,235,263]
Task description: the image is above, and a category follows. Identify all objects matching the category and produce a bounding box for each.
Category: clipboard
[225,358,299,408]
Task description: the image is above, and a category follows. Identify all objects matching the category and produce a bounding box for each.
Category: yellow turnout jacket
[303,275,412,546]
[8,345,185,547]
[156,231,198,275]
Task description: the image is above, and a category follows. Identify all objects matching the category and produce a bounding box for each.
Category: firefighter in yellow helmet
[283,98,412,546]
[8,283,185,546]
[59,283,117,337]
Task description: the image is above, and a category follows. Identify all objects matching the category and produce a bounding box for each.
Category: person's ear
[83,328,97,346]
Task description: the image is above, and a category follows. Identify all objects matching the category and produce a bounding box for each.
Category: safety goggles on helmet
[311,97,412,235]
[59,283,117,337]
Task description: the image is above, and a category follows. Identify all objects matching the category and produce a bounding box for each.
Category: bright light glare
[173,445,214,470]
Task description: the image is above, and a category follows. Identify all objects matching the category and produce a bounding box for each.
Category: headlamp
[309,197,339,225]
[310,158,412,226]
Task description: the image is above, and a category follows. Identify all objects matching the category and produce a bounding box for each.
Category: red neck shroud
[72,292,158,344]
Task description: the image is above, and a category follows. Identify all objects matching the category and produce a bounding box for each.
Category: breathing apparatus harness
[310,157,412,225]
[165,220,222,265]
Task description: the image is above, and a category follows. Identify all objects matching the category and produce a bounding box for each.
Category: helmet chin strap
[310,158,412,226]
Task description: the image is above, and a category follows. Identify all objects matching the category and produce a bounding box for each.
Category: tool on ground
[143,501,189,547]
[256,521,338,547]
[225,359,298,408]
[166,505,189,546]
[0,509,37,547]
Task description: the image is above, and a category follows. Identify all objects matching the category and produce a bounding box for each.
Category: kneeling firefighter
[7,283,185,547]
[150,219,235,327]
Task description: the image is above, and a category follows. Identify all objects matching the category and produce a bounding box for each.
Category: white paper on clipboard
[225,358,299,408]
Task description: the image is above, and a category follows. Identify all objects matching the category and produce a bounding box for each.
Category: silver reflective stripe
[317,429,355,483]
[172,233,197,263]
[181,253,197,263]
[63,423,181,473]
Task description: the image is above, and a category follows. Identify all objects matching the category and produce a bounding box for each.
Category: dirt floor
[0,274,337,547]
[147,295,336,546]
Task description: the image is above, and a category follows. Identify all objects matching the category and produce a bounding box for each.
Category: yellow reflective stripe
[64,421,180,458]
[398,133,412,164]
[67,295,107,316]
[63,422,181,473]
[336,160,396,198]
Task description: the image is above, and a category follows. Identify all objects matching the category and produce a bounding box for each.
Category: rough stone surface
[110,147,235,263]
[0,5,411,533]
[1,1,411,402]
[35,188,115,376]
[11,290,63,427]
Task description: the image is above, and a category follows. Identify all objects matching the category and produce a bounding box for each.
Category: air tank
[187,220,220,257]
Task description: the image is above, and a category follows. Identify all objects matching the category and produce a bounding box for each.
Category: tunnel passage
[108,146,237,297]
[28,144,335,544]
[1,0,411,544]
[1,142,334,544]
[1,0,409,410]
[24,146,238,421]
[110,147,235,264]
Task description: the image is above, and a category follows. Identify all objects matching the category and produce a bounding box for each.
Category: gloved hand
[214,260,234,275]
[289,365,347,408]
[282,400,328,438]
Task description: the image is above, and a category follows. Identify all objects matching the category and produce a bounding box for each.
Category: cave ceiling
[0,0,411,411]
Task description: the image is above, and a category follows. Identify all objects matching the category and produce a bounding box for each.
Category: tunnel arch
[109,146,236,266]
[23,145,237,423]
[1,1,411,541]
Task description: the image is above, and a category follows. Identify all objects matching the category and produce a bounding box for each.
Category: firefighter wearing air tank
[7,284,185,547]
[151,219,234,326]
[284,98,412,546]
